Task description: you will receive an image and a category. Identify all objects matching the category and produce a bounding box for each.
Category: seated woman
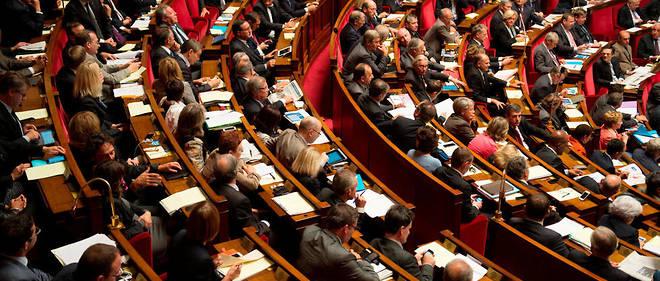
[202,130,261,192]
[491,144,519,170]
[598,195,643,247]
[538,93,568,132]
[93,160,169,263]
[569,124,593,157]
[152,57,195,104]
[291,147,330,197]
[68,111,104,176]
[599,111,630,150]
[161,80,186,132]
[168,201,240,281]
[407,126,442,172]
[468,116,509,160]
[175,103,207,171]
[254,105,282,143]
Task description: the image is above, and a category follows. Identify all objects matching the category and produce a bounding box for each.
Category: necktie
[581,26,592,43]
[420,75,427,89]
[173,24,188,43]
[549,47,559,66]
[518,6,525,30]
[609,63,617,79]
[508,26,515,38]
[512,127,523,145]
[86,3,104,39]
[108,0,123,21]
[565,27,577,47]
[655,39,659,55]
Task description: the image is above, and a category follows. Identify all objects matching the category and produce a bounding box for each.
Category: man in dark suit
[280,0,317,18]
[357,79,396,133]
[537,130,585,177]
[119,0,157,19]
[466,53,520,116]
[572,8,597,46]
[571,227,635,281]
[593,47,625,90]
[590,139,626,174]
[506,156,535,188]
[505,104,550,152]
[0,50,45,78]
[638,23,660,60]
[242,76,287,123]
[424,11,458,59]
[531,66,567,103]
[361,0,383,31]
[590,91,645,128]
[468,24,515,71]
[618,0,647,29]
[405,55,447,103]
[553,13,587,58]
[345,63,373,98]
[433,148,482,222]
[63,0,116,48]
[598,196,642,247]
[390,101,436,152]
[649,84,660,131]
[512,0,543,31]
[370,205,435,281]
[534,32,562,74]
[0,0,44,47]
[52,244,122,281]
[404,14,421,38]
[491,10,521,57]
[444,97,478,145]
[0,214,51,281]
[401,39,453,75]
[632,138,660,172]
[212,154,270,238]
[229,20,275,79]
[297,204,379,281]
[253,0,294,40]
[340,11,366,55]
[510,193,577,258]
[150,26,182,75]
[343,30,390,80]
[178,40,221,95]
[435,0,467,25]
[489,0,513,38]
[554,0,589,13]
[230,59,255,103]
[154,4,190,45]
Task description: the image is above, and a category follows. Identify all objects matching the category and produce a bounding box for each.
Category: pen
[359,189,366,197]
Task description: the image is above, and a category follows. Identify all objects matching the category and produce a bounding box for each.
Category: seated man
[590,139,626,175]
[178,40,222,95]
[506,104,550,152]
[612,31,637,74]
[280,0,317,18]
[231,59,256,103]
[370,205,435,281]
[253,0,295,40]
[510,193,577,258]
[444,97,478,145]
[357,79,396,133]
[599,196,643,247]
[433,148,482,223]
[507,156,533,188]
[569,124,594,157]
[265,116,323,168]
[53,244,121,281]
[0,214,51,281]
[531,66,567,103]
[229,19,275,80]
[297,203,379,281]
[212,154,270,238]
[637,23,660,60]
[468,24,515,71]
[343,30,390,80]
[423,8,458,59]
[443,259,473,281]
[154,4,190,45]
[552,13,587,58]
[390,101,437,152]
[345,63,373,97]
[489,0,513,37]
[361,0,385,31]
[534,32,562,75]
[434,0,467,24]
[242,76,288,123]
[592,47,625,91]
[513,0,544,31]
[466,53,522,116]
[0,0,44,47]
[618,0,647,29]
[591,91,645,128]
[401,38,455,76]
[633,138,660,172]
[572,8,597,45]
[76,30,140,89]
[57,45,87,113]
[405,55,445,102]
[396,28,412,54]
[404,14,421,38]
[537,130,584,177]
[340,11,366,55]
[150,26,181,75]
[571,227,635,281]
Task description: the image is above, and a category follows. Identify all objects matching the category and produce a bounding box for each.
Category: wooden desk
[457,3,499,33]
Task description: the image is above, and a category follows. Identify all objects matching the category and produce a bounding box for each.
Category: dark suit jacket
[51,263,76,281]
[590,150,616,174]
[0,255,51,281]
[370,238,434,281]
[435,0,467,24]
[213,182,269,238]
[400,51,447,75]
[231,76,250,103]
[554,0,587,13]
[489,10,505,38]
[553,24,579,58]
[571,252,635,281]
[343,42,389,79]
[593,58,624,89]
[510,217,575,258]
[0,50,34,77]
[573,24,595,45]
[433,166,480,222]
[150,46,178,75]
[465,66,507,103]
[390,117,426,152]
[279,0,307,17]
[531,73,557,103]
[63,0,113,40]
[0,0,44,47]
[357,94,394,132]
[539,104,568,131]
[638,34,658,58]
[340,24,362,55]
[618,4,646,29]
[56,67,76,113]
[444,113,477,145]
[509,118,550,150]
[178,59,211,95]
[632,148,659,172]
[513,3,543,29]
[598,214,640,247]
[167,230,221,281]
[648,84,660,130]
[228,38,269,77]
[242,97,284,123]
[536,144,566,172]
[345,80,369,98]
[253,0,292,39]
[491,22,519,56]
[119,0,157,19]
[405,70,443,102]
[534,43,560,74]
[0,101,32,146]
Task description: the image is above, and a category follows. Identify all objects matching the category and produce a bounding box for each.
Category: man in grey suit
[0,214,51,281]
[633,138,660,172]
[423,9,458,60]
[265,116,322,168]
[534,32,562,74]
[370,205,435,281]
[345,63,373,98]
[343,30,390,80]
[612,31,637,74]
[444,97,478,145]
[297,203,380,281]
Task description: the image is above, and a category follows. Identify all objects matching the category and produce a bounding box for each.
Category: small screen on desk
[327,149,347,165]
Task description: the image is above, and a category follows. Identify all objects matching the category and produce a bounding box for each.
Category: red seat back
[482,11,495,41]
[589,4,616,41]
[642,73,660,115]
[335,7,353,71]
[51,31,69,89]
[171,0,195,32]
[585,60,596,97]
[526,38,544,83]
[420,0,437,36]
[459,215,488,255]
[129,232,153,267]
[145,44,155,85]
[543,0,559,15]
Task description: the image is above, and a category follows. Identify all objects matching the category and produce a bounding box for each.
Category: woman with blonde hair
[468,116,509,159]
[291,147,330,196]
[492,144,520,169]
[72,61,124,137]
[175,103,207,170]
[153,57,195,104]
[600,111,630,150]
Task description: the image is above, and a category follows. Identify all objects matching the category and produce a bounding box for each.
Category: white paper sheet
[159,187,207,214]
[51,234,116,265]
[272,192,315,215]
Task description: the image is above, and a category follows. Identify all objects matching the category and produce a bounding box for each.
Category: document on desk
[465,12,479,19]
[114,50,143,60]
[131,18,150,30]
[26,161,67,180]
[223,6,240,14]
[160,187,207,215]
[546,217,585,237]
[113,85,145,98]
[566,121,590,129]
[15,52,45,60]
[51,234,116,265]
[527,165,552,180]
[15,108,48,120]
[205,110,243,129]
[618,101,638,116]
[493,69,517,81]
[239,139,262,162]
[118,43,136,52]
[435,98,454,119]
[127,101,152,117]
[388,106,415,119]
[564,108,583,119]
[621,164,645,186]
[568,227,593,249]
[415,241,456,268]
[311,131,330,145]
[105,58,134,66]
[531,24,545,29]
[119,67,146,84]
[254,163,276,177]
[626,27,643,33]
[574,171,605,183]
[218,250,273,281]
[200,90,234,103]
[454,253,487,281]
[19,41,46,51]
[347,189,394,218]
[144,146,169,159]
[272,192,315,215]
[547,187,581,201]
[619,251,660,281]
[506,89,523,99]
[643,236,660,256]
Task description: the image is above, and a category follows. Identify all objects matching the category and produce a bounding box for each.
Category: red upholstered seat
[585,60,596,97]
[420,0,437,36]
[185,0,219,25]
[129,232,153,268]
[589,4,618,41]
[171,0,208,39]
[482,11,494,40]
[459,215,488,255]
[526,37,544,84]
[642,73,660,115]
[145,43,155,85]
[56,100,69,141]
[50,30,69,91]
[543,0,559,15]
[334,6,353,70]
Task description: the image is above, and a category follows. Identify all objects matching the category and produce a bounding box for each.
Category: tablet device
[326,149,348,165]
[277,46,292,57]
[41,129,55,145]
[47,155,65,164]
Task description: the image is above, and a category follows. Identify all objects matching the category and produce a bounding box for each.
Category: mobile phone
[425,249,434,256]
[579,191,590,201]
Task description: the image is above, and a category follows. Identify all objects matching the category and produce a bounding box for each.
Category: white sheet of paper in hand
[15,108,48,120]
[435,98,454,119]
[415,241,456,268]
[113,85,145,97]
[272,192,315,215]
[346,189,395,218]
[200,91,234,103]
[618,251,660,281]
[493,69,517,81]
[51,234,116,265]
[311,131,330,145]
[218,250,273,281]
[26,161,67,180]
[642,236,660,256]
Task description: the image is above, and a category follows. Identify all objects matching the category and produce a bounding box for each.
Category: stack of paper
[465,12,479,19]
[388,94,414,109]
[618,252,660,281]
[562,60,584,71]
[531,24,545,29]
[547,187,581,201]
[372,262,393,280]
[127,101,152,117]
[620,164,645,186]
[254,163,282,186]
[120,67,146,84]
[546,217,586,237]
[210,25,228,36]
[566,121,590,129]
[415,241,457,267]
[618,101,638,116]
[113,85,145,97]
[159,187,207,214]
[51,234,116,265]
[527,165,552,180]
[282,80,304,101]
[217,250,273,281]
[493,69,517,81]
[574,172,605,183]
[347,189,394,218]
[643,236,660,256]
[626,27,643,33]
[564,108,583,119]
[26,161,67,180]
[144,146,169,159]
[205,110,243,130]
[200,91,234,103]
[568,227,593,249]
[506,89,523,99]
[283,33,295,40]
[131,18,150,30]
[19,41,46,51]
[223,6,240,14]
[118,44,136,52]
[388,106,415,119]
[272,192,315,215]
[239,140,262,162]
[284,109,311,125]
[15,53,45,60]
[15,108,48,120]
[311,131,330,145]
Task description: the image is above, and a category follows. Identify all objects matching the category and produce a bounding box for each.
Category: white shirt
[165,101,185,132]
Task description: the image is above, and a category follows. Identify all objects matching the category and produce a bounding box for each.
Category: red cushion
[420,0,437,36]
[642,73,660,115]
[56,100,69,141]
[482,12,494,41]
[129,232,153,267]
[459,215,488,255]
[585,60,596,97]
[171,0,195,32]
[543,0,559,15]
[589,5,615,41]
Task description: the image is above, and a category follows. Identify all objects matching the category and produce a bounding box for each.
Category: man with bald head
[443,259,472,281]
[424,8,458,59]
[397,28,412,52]
[571,227,634,280]
[435,0,467,25]
[638,23,660,60]
[265,116,323,167]
[362,0,384,30]
[599,174,622,198]
[536,130,585,177]
[345,63,373,97]
[612,31,637,74]
[534,32,562,74]
[618,0,647,29]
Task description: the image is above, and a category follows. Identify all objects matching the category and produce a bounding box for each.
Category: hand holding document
[200,91,234,103]
[217,250,273,281]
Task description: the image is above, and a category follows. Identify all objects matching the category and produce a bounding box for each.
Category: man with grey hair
[401,38,455,75]
[445,97,478,145]
[468,24,514,71]
[443,259,473,281]
[405,14,420,38]
[397,28,412,52]
[340,10,366,54]
[358,79,396,133]
[154,4,188,45]
[242,76,289,123]
[506,156,531,186]
[571,227,634,281]
[406,55,464,102]
[266,116,323,167]
[343,29,390,80]
[633,138,660,172]
[598,174,622,198]
[232,59,255,102]
[345,63,373,97]
[489,0,513,36]
[531,66,567,103]
[598,196,643,247]
[534,32,562,74]
[424,8,458,59]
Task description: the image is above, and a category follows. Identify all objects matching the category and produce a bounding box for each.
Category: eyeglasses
[35,227,41,236]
